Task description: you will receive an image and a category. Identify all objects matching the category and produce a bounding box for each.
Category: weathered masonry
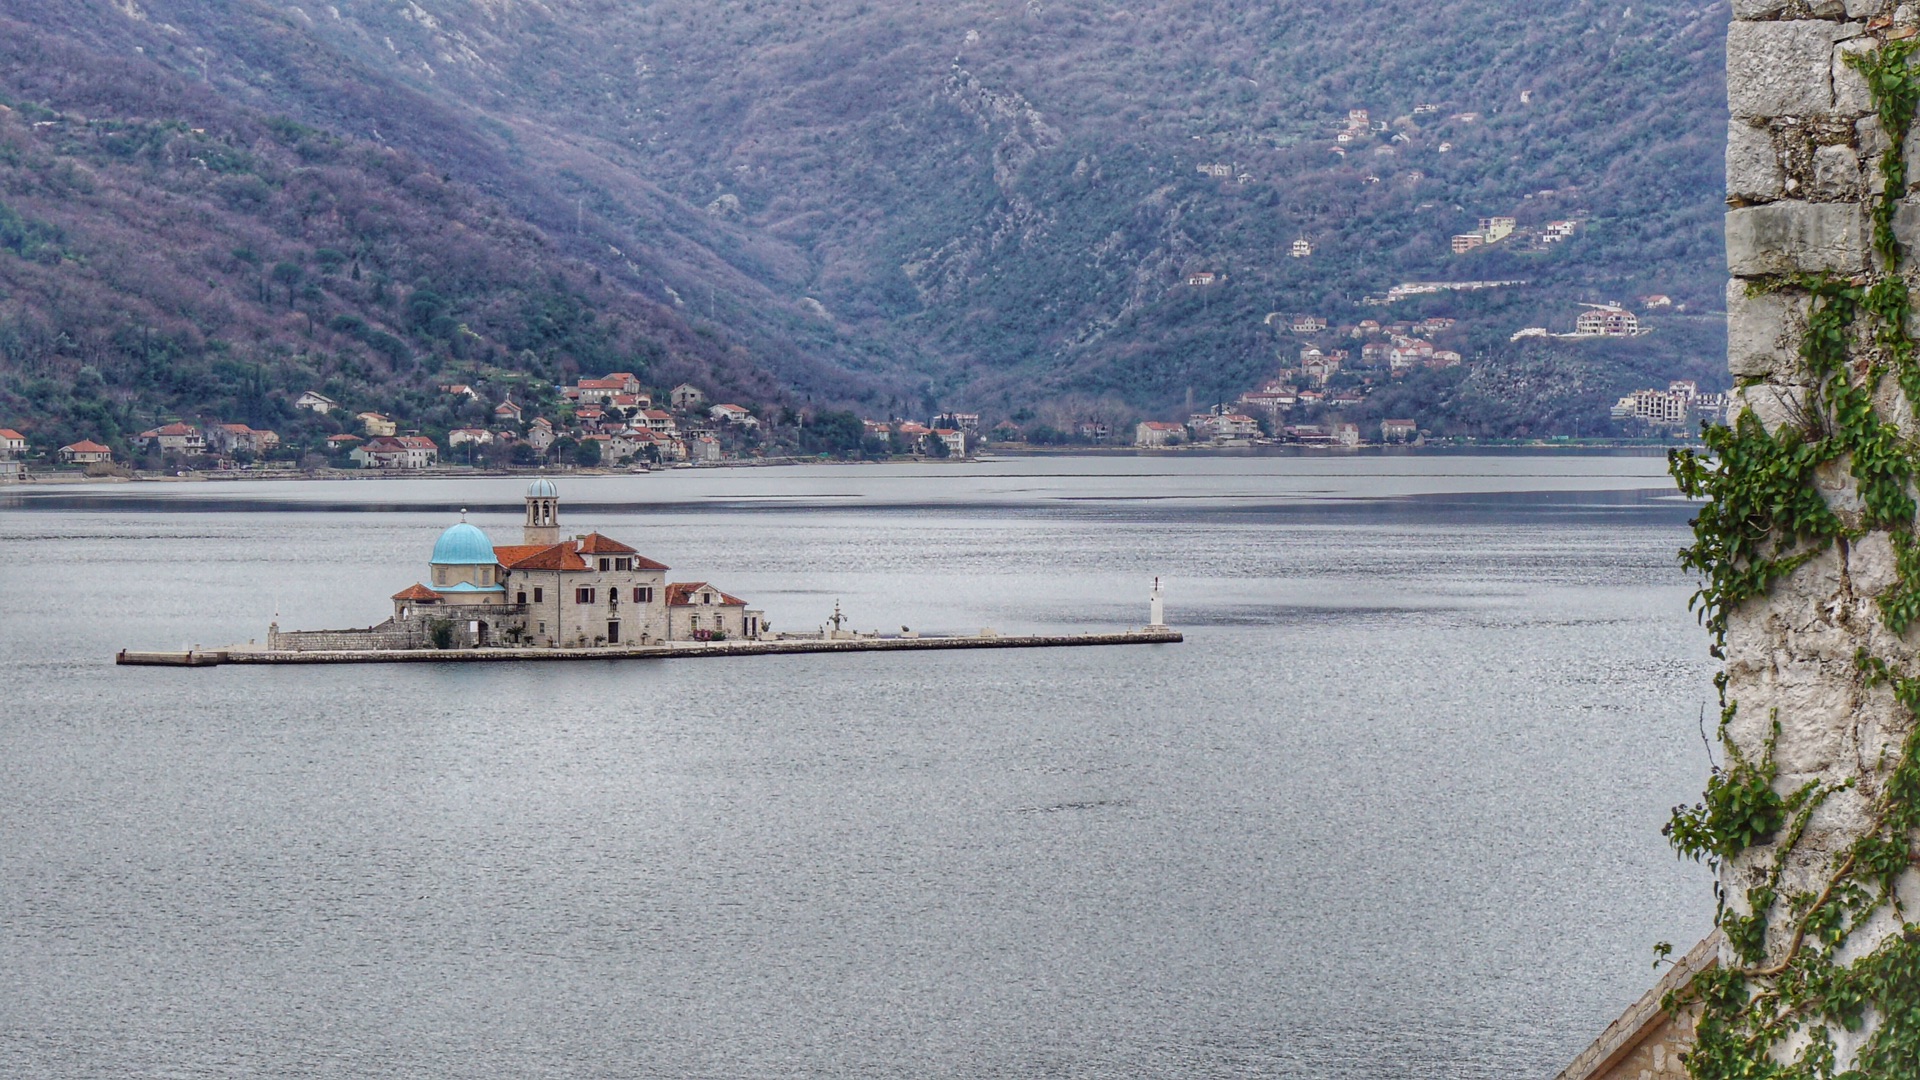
[1561,7,1920,1078]
[1692,2,1920,1075]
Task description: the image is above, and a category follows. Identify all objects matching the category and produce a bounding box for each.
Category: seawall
[116,627,1183,667]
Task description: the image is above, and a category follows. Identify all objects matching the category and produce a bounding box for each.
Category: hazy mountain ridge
[1,0,1733,437]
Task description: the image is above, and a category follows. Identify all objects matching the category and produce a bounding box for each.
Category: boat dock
[116,627,1184,667]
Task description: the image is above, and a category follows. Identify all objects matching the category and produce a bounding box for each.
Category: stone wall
[1724,0,1918,1065]
[267,618,420,652]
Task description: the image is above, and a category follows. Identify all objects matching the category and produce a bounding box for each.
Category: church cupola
[524,478,560,545]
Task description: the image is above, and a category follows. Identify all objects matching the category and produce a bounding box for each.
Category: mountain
[0,0,1731,445]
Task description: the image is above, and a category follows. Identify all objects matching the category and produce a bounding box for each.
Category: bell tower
[523,478,560,546]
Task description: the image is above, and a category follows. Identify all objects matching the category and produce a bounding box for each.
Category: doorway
[607,620,620,645]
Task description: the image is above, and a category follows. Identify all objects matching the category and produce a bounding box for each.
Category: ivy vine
[1662,39,1920,1080]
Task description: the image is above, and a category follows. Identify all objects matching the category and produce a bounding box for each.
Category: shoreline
[5,441,1699,487]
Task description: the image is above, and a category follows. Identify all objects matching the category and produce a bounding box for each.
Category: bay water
[0,451,1715,1078]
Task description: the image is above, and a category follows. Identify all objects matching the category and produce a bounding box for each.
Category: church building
[385,480,763,649]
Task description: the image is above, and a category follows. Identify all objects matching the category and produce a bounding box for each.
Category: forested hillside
[0,0,1731,440]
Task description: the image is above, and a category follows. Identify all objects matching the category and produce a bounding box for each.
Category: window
[533,587,543,603]
[615,558,630,571]
[576,587,595,604]
[634,586,652,603]
[516,591,526,604]
[598,558,610,572]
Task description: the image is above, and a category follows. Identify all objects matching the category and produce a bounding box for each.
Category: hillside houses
[1180,406,1261,443]
[204,423,280,456]
[1612,381,1725,427]
[1574,303,1643,336]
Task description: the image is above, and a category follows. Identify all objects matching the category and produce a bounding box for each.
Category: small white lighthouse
[1149,577,1165,628]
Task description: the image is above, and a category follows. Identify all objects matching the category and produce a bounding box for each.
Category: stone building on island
[271,480,763,651]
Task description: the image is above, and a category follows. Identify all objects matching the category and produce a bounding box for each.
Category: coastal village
[0,372,983,478]
[1127,293,1719,448]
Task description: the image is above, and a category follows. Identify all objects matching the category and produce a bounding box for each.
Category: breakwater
[116,627,1183,667]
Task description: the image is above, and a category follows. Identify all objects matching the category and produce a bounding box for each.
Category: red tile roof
[667,582,747,607]
[576,532,636,555]
[62,440,110,453]
[391,583,440,601]
[497,536,669,572]
[505,544,591,572]
[0,428,23,440]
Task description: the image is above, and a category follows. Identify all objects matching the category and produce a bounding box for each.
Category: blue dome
[527,478,558,499]
[431,522,497,565]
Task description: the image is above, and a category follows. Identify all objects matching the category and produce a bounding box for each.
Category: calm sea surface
[0,452,1715,1078]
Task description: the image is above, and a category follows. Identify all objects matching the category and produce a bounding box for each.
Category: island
[117,480,1182,666]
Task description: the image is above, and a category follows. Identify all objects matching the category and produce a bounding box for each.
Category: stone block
[1846,0,1891,18]
[1729,122,1785,201]
[1859,117,1890,194]
[1734,380,1812,433]
[1891,199,1920,254]
[1728,280,1810,377]
[1811,142,1863,197]
[1726,201,1869,273]
[1834,37,1878,116]
[1728,21,1864,118]
[1732,0,1792,15]
[1848,530,1899,596]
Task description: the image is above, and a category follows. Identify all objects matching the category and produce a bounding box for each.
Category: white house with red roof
[0,428,26,457]
[59,440,113,464]
[708,403,759,428]
[667,582,758,641]
[632,409,677,434]
[350,435,439,469]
